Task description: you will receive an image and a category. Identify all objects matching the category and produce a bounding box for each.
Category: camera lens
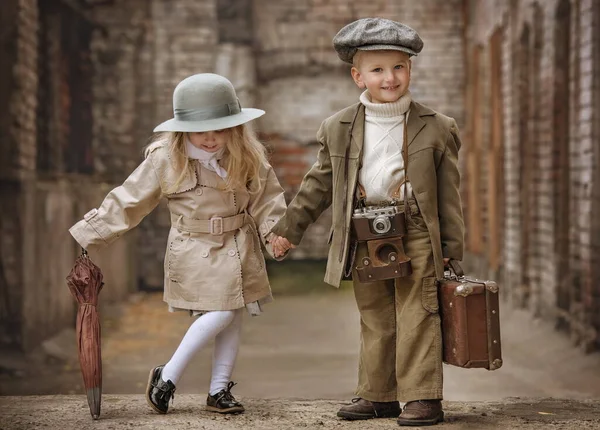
[372,215,391,234]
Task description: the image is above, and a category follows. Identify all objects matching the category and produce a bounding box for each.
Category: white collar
[359,90,412,118]
[185,139,227,178]
[185,139,225,161]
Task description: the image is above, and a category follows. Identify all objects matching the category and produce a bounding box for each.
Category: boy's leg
[394,223,444,425]
[352,265,398,401]
[337,243,401,420]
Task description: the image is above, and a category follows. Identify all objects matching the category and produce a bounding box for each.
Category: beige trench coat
[70,143,287,312]
[271,101,464,287]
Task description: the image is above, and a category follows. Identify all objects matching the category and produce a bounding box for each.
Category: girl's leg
[161,310,237,385]
[209,308,243,395]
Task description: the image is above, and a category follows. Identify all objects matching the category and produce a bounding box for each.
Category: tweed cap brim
[356,44,418,57]
[333,18,423,64]
[153,108,264,133]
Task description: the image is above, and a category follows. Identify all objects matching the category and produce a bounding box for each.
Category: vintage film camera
[351,205,412,282]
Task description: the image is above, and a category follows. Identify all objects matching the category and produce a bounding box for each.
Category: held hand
[443,258,450,268]
[272,236,296,258]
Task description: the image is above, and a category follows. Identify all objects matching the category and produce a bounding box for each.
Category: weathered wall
[462,0,600,350]
[0,0,39,350]
[0,0,142,351]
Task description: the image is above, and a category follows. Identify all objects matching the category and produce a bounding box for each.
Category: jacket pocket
[167,236,185,282]
[246,225,264,270]
[421,276,439,313]
[408,197,429,232]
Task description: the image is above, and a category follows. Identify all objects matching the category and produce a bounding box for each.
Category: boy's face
[188,129,229,153]
[351,50,411,104]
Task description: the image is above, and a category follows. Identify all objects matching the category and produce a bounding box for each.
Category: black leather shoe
[206,381,245,414]
[145,365,176,414]
[337,398,401,420]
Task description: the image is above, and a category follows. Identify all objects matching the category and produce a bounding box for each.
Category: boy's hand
[443,258,450,267]
[272,235,296,258]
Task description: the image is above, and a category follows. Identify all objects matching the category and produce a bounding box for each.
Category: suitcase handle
[448,260,465,277]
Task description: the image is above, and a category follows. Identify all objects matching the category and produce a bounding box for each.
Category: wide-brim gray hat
[153,73,264,133]
[333,18,424,64]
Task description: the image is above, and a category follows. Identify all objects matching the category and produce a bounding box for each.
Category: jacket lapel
[407,101,436,147]
[350,104,365,161]
[339,102,365,165]
[341,101,435,150]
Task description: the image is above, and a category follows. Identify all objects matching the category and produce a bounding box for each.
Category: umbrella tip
[92,414,100,420]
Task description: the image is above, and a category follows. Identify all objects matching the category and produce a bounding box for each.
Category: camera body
[351,205,412,282]
[352,205,406,239]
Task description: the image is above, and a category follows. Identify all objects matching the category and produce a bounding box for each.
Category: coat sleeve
[437,119,465,260]
[270,122,333,245]
[69,154,163,252]
[247,161,288,259]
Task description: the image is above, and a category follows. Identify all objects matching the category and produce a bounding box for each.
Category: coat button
[195,187,203,195]
[201,251,209,258]
[228,249,236,257]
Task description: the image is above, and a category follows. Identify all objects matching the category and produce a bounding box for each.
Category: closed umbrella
[66,249,104,419]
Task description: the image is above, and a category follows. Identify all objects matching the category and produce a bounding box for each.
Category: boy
[271,18,464,426]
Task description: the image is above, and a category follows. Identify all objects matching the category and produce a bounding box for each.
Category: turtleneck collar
[359,90,412,118]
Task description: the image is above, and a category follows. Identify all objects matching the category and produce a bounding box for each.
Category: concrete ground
[1,396,600,430]
[2,283,600,429]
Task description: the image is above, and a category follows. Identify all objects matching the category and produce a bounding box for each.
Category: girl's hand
[443,258,450,267]
[272,236,296,258]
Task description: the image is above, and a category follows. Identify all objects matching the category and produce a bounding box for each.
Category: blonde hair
[144,125,268,194]
[352,50,366,68]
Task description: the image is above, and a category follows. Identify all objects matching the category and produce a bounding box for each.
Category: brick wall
[0,0,143,351]
[0,0,18,177]
[0,0,38,349]
[463,0,600,350]
[580,1,600,346]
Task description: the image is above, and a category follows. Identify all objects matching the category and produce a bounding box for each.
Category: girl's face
[188,129,229,152]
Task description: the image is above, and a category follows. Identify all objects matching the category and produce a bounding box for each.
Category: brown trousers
[351,202,443,403]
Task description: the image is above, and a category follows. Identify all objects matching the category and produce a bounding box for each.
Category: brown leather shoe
[337,397,401,420]
[397,400,444,426]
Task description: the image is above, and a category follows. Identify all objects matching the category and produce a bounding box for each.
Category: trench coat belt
[170,213,249,235]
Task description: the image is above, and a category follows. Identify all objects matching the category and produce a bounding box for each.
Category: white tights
[161,308,243,395]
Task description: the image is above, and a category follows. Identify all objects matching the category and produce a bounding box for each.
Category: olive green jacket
[271,101,464,287]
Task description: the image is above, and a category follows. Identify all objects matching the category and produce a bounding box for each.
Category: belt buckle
[210,216,223,235]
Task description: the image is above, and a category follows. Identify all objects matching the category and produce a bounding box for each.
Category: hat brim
[153,108,265,133]
[357,45,418,57]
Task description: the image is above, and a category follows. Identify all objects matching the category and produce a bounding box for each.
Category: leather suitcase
[438,261,503,370]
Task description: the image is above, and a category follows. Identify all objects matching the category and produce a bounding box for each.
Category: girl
[69,73,287,415]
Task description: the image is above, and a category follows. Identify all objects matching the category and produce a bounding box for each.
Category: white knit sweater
[359,90,413,204]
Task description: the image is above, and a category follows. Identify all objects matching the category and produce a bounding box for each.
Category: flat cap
[333,18,424,64]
